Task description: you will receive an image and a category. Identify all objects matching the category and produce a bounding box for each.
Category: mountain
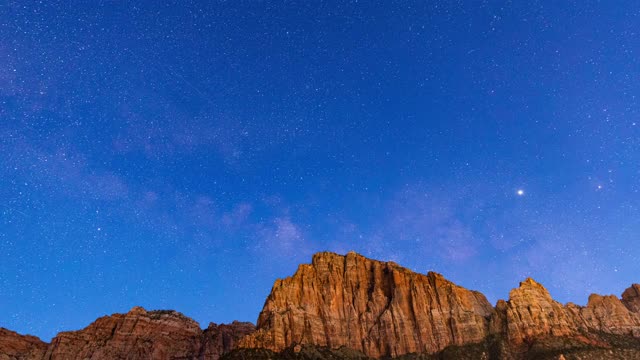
[2,251,640,359]
[238,251,494,357]
[238,251,640,358]
[1,307,254,360]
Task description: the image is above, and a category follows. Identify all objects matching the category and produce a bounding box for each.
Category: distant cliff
[0,308,254,360]
[238,251,494,357]
[238,252,640,358]
[2,251,640,359]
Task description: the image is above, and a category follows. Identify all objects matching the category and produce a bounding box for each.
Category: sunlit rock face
[494,278,580,342]
[2,251,640,359]
[240,252,640,358]
[492,278,640,344]
[238,251,495,358]
[29,307,254,360]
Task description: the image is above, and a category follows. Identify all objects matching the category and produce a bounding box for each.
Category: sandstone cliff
[493,277,640,344]
[238,251,495,357]
[239,252,640,358]
[2,251,640,359]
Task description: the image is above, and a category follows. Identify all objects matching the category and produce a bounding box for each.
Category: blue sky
[1,1,639,341]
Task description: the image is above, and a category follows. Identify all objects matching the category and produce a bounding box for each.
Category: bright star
[516,189,524,196]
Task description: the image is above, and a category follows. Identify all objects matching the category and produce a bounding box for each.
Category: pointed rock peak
[520,277,541,286]
[509,277,552,300]
[128,306,147,315]
[519,277,550,292]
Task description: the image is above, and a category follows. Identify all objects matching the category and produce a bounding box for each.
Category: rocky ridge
[2,307,254,360]
[238,252,640,358]
[0,328,47,360]
[2,251,640,359]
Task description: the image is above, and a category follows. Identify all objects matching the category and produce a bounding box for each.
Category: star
[516,189,524,196]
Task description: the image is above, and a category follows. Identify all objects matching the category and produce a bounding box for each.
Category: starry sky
[2,1,640,341]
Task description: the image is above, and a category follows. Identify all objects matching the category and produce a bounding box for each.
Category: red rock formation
[494,278,640,343]
[0,328,47,360]
[238,251,495,358]
[579,292,640,337]
[44,306,202,359]
[240,252,640,357]
[37,307,254,360]
[200,321,257,360]
[622,284,640,313]
[495,278,579,343]
[1,251,639,359]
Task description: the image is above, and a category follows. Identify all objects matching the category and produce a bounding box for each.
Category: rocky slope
[2,251,640,359]
[2,307,254,360]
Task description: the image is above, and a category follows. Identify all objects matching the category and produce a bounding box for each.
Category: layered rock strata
[239,252,640,358]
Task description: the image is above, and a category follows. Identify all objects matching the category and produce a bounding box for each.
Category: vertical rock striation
[238,251,495,357]
[239,252,640,358]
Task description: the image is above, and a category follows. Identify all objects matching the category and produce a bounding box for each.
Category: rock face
[0,307,255,360]
[0,328,47,360]
[622,284,640,313]
[200,321,257,360]
[240,252,640,358]
[44,307,203,359]
[1,251,640,359]
[493,278,579,343]
[493,278,640,344]
[238,251,495,357]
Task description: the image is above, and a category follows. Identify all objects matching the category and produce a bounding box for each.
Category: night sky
[2,1,639,341]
